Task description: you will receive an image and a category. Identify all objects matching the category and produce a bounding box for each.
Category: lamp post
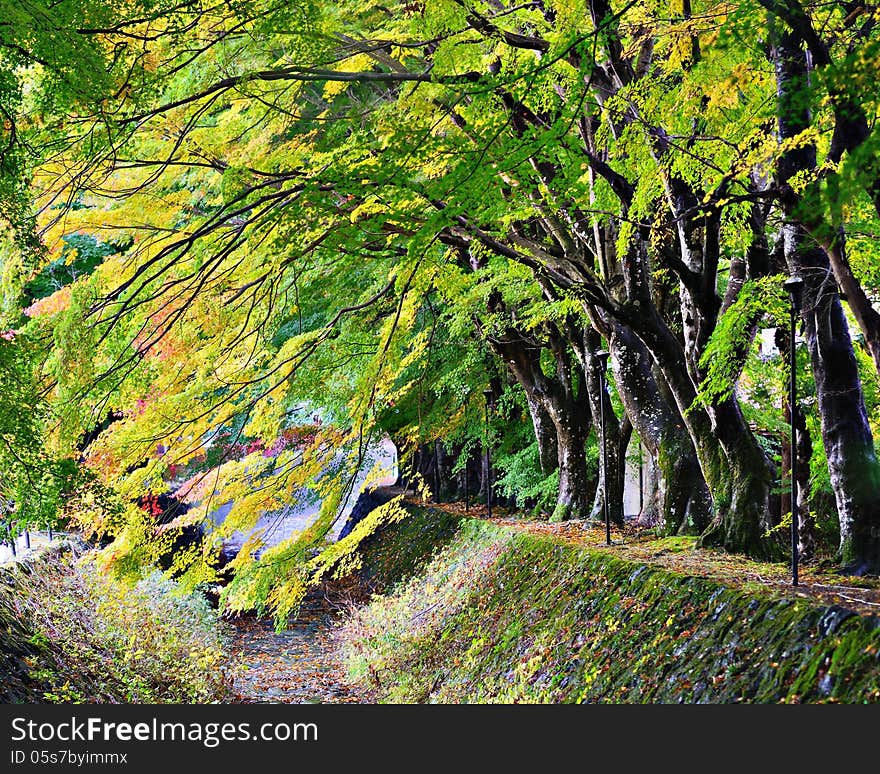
[638,442,644,515]
[464,396,470,512]
[483,388,494,519]
[784,275,804,586]
[464,455,469,512]
[595,350,611,545]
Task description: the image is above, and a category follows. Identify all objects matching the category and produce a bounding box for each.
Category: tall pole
[464,396,470,512]
[483,389,493,519]
[638,442,643,515]
[596,350,611,545]
[784,276,804,587]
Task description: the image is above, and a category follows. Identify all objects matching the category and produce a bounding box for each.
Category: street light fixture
[464,454,469,513]
[784,275,804,587]
[595,350,612,546]
[464,395,471,513]
[483,388,494,519]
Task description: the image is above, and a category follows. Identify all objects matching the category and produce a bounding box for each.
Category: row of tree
[2,1,880,618]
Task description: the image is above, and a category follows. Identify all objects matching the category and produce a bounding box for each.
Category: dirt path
[227,591,370,704]
[393,492,880,616]
[224,491,880,703]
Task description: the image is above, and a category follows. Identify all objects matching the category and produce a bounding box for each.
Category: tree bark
[605,318,711,533]
[637,448,662,527]
[773,24,880,572]
[582,328,624,525]
[600,227,776,556]
[554,409,592,522]
[791,239,880,571]
[794,403,815,561]
[524,392,558,476]
[488,320,592,521]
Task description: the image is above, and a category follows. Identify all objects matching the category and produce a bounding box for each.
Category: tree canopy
[4,0,880,620]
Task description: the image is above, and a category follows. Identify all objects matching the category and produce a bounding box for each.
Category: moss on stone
[344,508,880,703]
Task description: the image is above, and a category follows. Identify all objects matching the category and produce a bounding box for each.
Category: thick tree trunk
[489,321,592,522]
[617,414,632,513]
[524,392,558,476]
[599,248,773,556]
[812,228,880,376]
[700,396,777,555]
[794,403,815,561]
[774,25,880,572]
[479,441,490,500]
[606,320,711,533]
[599,215,775,554]
[793,241,880,571]
[553,414,592,522]
[634,309,776,557]
[637,448,662,527]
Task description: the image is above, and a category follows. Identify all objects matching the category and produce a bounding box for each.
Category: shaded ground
[225,491,880,703]
[227,587,372,704]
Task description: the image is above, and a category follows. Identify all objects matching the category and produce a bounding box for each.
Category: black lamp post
[595,350,612,545]
[483,388,494,519]
[464,454,469,513]
[784,275,804,586]
[464,396,471,512]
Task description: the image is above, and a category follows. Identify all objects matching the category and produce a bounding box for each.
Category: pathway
[401,493,880,615]
[227,589,371,704]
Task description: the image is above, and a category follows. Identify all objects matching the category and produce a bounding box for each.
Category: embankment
[1,545,230,703]
[340,506,880,703]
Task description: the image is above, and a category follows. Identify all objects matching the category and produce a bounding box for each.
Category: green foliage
[0,333,81,533]
[6,0,880,601]
[695,277,788,409]
[494,445,559,517]
[221,495,411,630]
[341,511,880,703]
[0,547,231,703]
[22,234,123,304]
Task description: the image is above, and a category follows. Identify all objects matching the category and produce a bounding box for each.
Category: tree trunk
[489,320,592,522]
[617,413,632,515]
[811,227,880,376]
[773,24,880,572]
[605,319,711,533]
[794,404,815,561]
[793,240,880,571]
[553,413,592,522]
[633,306,776,557]
[524,392,558,476]
[637,449,662,527]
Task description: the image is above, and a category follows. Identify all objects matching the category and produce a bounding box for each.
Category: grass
[1,544,233,703]
[336,503,880,703]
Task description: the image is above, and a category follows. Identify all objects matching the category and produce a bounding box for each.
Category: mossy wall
[343,510,880,703]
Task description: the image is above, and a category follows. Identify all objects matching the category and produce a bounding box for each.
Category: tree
[8,0,880,626]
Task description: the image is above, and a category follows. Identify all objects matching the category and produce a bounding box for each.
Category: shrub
[1,545,232,703]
